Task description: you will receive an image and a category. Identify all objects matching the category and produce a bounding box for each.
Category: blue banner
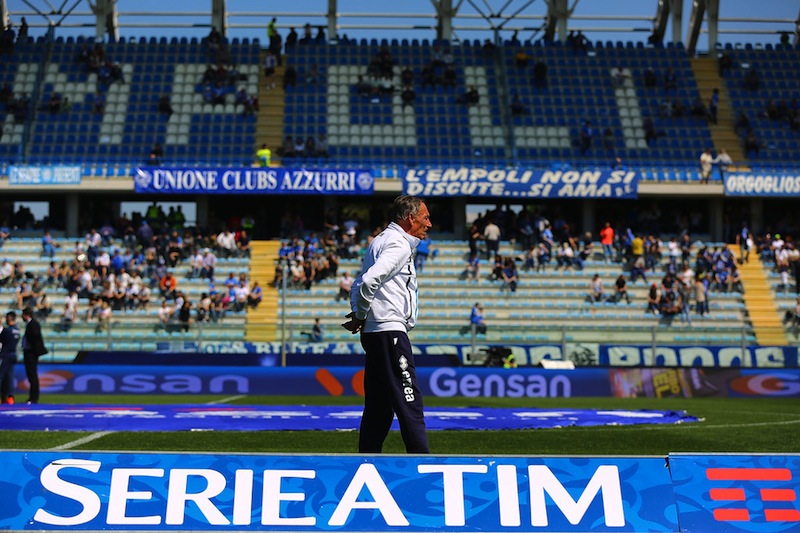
[0,405,698,432]
[16,365,799,398]
[0,452,677,531]
[133,167,374,194]
[600,345,799,368]
[192,342,799,369]
[8,165,82,185]
[725,172,800,196]
[13,365,609,397]
[669,454,800,532]
[403,168,639,198]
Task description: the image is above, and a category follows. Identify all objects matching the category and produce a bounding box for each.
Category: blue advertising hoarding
[403,168,639,198]
[669,454,800,532]
[724,172,800,196]
[9,365,611,397]
[13,365,800,398]
[0,452,677,531]
[133,167,374,194]
[8,165,82,185]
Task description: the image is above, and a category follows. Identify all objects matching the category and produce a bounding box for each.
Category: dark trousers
[0,355,16,401]
[23,351,39,403]
[359,331,429,454]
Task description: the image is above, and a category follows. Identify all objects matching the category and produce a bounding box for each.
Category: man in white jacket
[342,195,432,453]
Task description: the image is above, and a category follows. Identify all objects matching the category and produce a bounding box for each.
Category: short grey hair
[389,195,425,222]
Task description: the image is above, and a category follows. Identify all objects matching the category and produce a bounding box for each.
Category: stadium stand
[0,237,251,361]
[278,239,755,347]
[2,36,260,173]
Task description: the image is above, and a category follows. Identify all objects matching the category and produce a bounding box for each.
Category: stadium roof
[2,0,798,52]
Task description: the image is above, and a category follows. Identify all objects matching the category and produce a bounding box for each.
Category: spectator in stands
[579,120,593,155]
[514,48,530,68]
[283,64,297,89]
[149,143,164,165]
[306,64,322,86]
[510,94,527,116]
[664,67,677,92]
[95,300,111,334]
[443,65,457,88]
[456,86,479,106]
[630,254,648,284]
[92,90,105,114]
[501,257,518,294]
[57,301,77,333]
[599,222,615,263]
[646,283,661,314]
[462,302,487,335]
[699,148,714,184]
[216,228,237,258]
[694,277,708,316]
[400,65,414,87]
[603,128,615,151]
[316,133,329,157]
[744,129,761,156]
[532,60,548,89]
[464,252,480,282]
[247,281,262,309]
[718,51,733,77]
[302,318,324,342]
[743,66,759,91]
[267,17,280,55]
[293,136,306,157]
[47,92,62,114]
[643,117,659,146]
[714,149,733,179]
[735,110,751,137]
[588,274,606,303]
[708,88,719,124]
[159,271,177,300]
[15,281,34,310]
[156,300,173,330]
[16,17,27,43]
[483,217,501,260]
[1,24,15,58]
[611,66,629,88]
[783,296,800,328]
[611,274,631,304]
[395,85,414,109]
[237,229,252,258]
[0,259,13,288]
[263,50,277,89]
[643,67,657,88]
[256,144,271,167]
[41,231,60,258]
[157,95,173,117]
[284,26,298,51]
[35,293,52,321]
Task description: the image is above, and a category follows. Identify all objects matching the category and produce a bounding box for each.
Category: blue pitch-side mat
[0,405,699,431]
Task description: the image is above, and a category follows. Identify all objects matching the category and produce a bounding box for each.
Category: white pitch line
[551,418,800,432]
[207,394,246,405]
[49,430,115,451]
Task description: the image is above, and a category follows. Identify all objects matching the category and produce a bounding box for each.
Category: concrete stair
[246,240,280,342]
[689,58,747,167]
[731,246,788,346]
[256,53,286,166]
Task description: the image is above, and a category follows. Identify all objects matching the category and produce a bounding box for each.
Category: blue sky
[4,0,798,51]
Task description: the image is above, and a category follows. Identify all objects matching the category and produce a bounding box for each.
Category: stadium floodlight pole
[280,258,288,366]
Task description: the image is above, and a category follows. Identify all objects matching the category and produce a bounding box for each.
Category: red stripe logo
[706,468,799,524]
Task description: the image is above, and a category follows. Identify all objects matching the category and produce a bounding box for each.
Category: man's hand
[342,312,365,334]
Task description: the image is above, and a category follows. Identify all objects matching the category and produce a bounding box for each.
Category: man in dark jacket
[21,307,47,404]
[0,311,20,404]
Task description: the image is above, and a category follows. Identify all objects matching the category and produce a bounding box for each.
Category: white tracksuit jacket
[350,222,419,333]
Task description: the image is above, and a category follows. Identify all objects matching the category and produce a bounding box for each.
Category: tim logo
[707,467,800,523]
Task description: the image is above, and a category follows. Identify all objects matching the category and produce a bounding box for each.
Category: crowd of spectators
[0,203,263,337]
